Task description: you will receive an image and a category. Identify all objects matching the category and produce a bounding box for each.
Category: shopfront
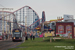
[56,22,74,39]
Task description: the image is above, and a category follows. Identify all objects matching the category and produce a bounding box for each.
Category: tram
[12,29,22,41]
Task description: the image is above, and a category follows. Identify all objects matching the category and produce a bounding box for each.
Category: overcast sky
[0,0,75,21]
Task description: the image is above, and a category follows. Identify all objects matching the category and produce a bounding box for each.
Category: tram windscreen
[14,32,20,34]
[13,32,21,37]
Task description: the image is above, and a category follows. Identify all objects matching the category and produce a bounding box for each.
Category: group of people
[30,32,36,40]
[2,34,8,40]
[25,31,36,40]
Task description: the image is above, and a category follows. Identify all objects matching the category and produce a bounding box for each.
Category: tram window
[14,32,20,34]
[15,34,20,37]
[21,32,22,37]
[13,34,21,37]
[13,32,21,37]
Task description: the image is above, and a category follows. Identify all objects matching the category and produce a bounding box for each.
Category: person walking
[6,34,8,40]
[25,32,28,40]
[30,31,33,40]
[33,32,36,40]
[2,34,4,40]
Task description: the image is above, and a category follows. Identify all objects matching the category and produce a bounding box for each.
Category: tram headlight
[13,37,15,39]
[19,37,20,39]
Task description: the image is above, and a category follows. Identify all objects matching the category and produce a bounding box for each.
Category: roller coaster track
[0,6,45,31]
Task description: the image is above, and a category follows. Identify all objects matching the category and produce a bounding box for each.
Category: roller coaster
[0,6,45,33]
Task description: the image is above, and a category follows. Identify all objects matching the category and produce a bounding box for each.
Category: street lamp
[25,16,27,33]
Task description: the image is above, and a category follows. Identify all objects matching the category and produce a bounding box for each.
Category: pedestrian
[6,34,7,40]
[25,32,28,40]
[37,32,39,37]
[2,35,4,40]
[33,32,36,40]
[30,31,33,40]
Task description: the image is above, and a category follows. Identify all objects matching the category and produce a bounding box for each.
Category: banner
[44,31,55,37]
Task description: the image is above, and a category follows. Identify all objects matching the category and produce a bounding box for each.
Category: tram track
[0,39,23,50]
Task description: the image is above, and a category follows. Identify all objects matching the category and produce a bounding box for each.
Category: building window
[66,25,72,33]
[58,25,64,33]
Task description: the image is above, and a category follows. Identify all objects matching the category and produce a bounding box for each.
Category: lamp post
[6,13,7,34]
[23,16,27,42]
[11,18,13,35]
[42,22,44,41]
[25,16,27,33]
[5,13,7,40]
[2,8,4,40]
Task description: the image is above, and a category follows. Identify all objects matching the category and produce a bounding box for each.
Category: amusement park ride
[35,17,64,30]
[0,5,74,40]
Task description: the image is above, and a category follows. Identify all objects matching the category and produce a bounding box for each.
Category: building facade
[56,22,74,39]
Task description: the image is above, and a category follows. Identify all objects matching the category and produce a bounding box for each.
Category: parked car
[0,36,2,40]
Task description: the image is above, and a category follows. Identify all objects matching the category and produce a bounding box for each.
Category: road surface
[0,39,23,50]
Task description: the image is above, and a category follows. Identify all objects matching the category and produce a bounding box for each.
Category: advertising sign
[66,25,72,33]
[64,15,74,21]
[66,25,72,38]
[0,32,2,36]
[58,25,64,34]
[44,31,55,37]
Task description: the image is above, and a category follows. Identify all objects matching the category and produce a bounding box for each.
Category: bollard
[54,37,55,41]
[23,36,25,43]
[43,37,44,41]
[50,38,52,42]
